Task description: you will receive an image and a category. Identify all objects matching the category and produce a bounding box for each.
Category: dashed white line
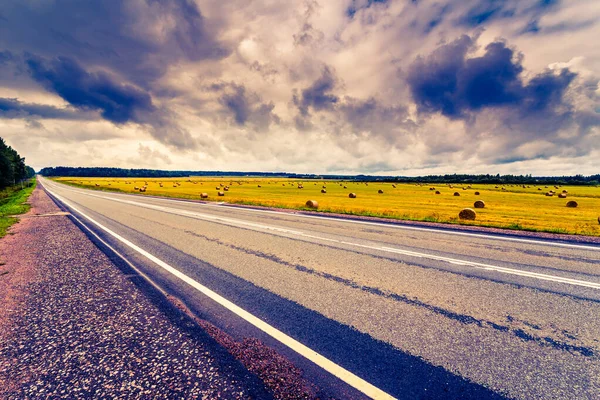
[45,186,396,399]
[43,179,600,290]
[42,177,600,252]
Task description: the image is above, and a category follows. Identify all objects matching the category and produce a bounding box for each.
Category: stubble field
[53,177,600,236]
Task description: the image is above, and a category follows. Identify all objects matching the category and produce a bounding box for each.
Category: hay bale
[322,185,327,189]
[474,200,485,208]
[454,192,460,196]
[459,208,477,220]
[546,192,554,196]
[200,193,208,199]
[218,191,225,196]
[429,187,435,191]
[349,193,357,198]
[435,191,441,194]
[558,193,567,198]
[566,200,578,208]
[321,189,327,194]
[224,187,229,191]
[343,186,347,189]
[562,190,568,194]
[378,189,384,194]
[258,185,261,188]
[216,186,221,190]
[474,191,480,195]
[306,200,318,208]
[537,188,541,190]
[134,186,139,190]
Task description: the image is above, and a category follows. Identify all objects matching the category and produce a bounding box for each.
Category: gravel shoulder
[0,187,272,399]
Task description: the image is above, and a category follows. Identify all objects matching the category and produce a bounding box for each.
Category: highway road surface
[39,177,600,399]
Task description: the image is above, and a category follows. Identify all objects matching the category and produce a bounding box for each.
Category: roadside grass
[53,177,600,237]
[0,178,36,238]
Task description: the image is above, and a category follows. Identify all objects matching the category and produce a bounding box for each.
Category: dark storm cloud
[212,83,279,130]
[293,67,338,116]
[407,35,576,119]
[0,0,228,86]
[25,55,154,124]
[0,97,90,120]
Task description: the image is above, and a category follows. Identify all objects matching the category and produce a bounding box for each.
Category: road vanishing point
[40,176,600,399]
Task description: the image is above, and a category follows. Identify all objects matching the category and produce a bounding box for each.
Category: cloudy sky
[0,0,598,175]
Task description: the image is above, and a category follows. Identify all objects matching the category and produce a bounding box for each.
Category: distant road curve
[41,177,600,400]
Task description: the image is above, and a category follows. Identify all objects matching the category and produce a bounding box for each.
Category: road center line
[44,185,396,400]
[46,181,600,290]
[44,178,600,252]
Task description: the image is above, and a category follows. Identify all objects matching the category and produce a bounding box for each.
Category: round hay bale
[474,191,480,195]
[429,187,435,191]
[566,200,578,208]
[459,208,476,220]
[216,186,220,190]
[223,187,229,191]
[218,191,225,196]
[348,193,357,198]
[306,200,318,209]
[546,192,554,196]
[322,185,327,189]
[562,190,568,194]
[537,188,541,190]
[258,185,261,188]
[200,193,208,199]
[378,189,384,194]
[474,200,485,208]
[321,189,327,194]
[343,186,347,189]
[453,192,460,196]
[558,193,567,198]
[598,216,600,225]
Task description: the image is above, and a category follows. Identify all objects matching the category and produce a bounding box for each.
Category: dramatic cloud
[25,55,155,124]
[0,0,598,174]
[407,35,576,119]
[0,97,89,120]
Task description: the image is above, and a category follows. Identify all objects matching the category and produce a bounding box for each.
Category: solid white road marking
[42,178,600,290]
[42,177,600,252]
[44,186,396,400]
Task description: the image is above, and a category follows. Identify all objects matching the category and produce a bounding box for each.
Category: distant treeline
[38,167,600,185]
[0,137,35,189]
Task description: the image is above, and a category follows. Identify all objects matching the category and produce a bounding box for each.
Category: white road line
[45,187,396,400]
[41,178,600,252]
[43,179,600,290]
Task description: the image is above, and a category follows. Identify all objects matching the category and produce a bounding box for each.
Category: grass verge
[0,178,36,238]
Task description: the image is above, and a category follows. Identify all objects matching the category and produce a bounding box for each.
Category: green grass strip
[0,177,37,238]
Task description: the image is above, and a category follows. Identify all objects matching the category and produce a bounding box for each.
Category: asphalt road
[39,177,600,400]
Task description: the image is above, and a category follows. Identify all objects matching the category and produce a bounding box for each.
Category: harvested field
[53,177,600,236]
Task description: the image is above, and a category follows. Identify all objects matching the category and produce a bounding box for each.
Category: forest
[38,166,599,185]
[0,137,35,190]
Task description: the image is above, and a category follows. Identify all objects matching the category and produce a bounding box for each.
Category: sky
[0,0,598,175]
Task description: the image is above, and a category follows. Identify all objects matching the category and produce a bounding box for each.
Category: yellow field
[54,177,600,236]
